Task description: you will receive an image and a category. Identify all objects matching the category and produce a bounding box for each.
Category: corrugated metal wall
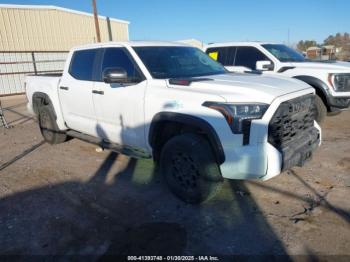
[0,51,68,95]
[0,6,129,51]
[0,5,129,95]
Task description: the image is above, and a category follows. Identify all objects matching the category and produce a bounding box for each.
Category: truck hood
[168,73,313,104]
[287,61,350,72]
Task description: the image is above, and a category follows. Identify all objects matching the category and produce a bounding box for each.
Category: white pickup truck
[25,41,321,203]
[205,42,350,123]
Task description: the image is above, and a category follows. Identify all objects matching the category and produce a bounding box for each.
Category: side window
[69,49,98,81]
[206,48,220,61]
[206,47,236,66]
[100,48,141,81]
[235,47,269,70]
[224,47,237,66]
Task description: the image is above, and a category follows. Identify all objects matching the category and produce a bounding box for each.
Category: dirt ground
[0,95,349,259]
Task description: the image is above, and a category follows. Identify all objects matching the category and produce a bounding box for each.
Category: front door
[92,47,147,148]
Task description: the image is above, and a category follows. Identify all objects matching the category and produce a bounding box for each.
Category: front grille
[268,94,317,150]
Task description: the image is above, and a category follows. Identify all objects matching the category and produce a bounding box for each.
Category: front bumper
[279,127,320,171]
[219,124,321,181]
[218,90,321,181]
[328,95,350,111]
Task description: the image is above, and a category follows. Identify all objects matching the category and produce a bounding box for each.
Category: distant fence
[0,51,68,96]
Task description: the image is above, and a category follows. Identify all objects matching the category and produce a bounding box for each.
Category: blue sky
[1,0,349,44]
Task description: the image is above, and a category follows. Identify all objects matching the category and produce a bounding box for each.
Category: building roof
[177,39,203,44]
[0,4,130,24]
[306,46,321,51]
[177,39,203,48]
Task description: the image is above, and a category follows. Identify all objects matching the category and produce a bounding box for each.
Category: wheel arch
[292,75,330,111]
[148,112,225,164]
[32,92,55,116]
[32,92,67,130]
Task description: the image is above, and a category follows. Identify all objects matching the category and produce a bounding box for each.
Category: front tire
[38,105,67,144]
[160,133,223,204]
[315,95,327,123]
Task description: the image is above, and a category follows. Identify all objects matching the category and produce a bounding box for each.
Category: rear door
[59,48,99,136]
[206,46,239,71]
[234,46,271,72]
[207,46,272,73]
[92,47,147,148]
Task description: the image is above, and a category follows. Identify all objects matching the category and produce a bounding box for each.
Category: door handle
[92,90,104,95]
[60,86,69,90]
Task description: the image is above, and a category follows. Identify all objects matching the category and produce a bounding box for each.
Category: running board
[66,130,151,159]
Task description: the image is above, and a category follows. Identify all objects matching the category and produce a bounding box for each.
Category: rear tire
[315,95,327,123]
[160,133,223,204]
[38,105,67,144]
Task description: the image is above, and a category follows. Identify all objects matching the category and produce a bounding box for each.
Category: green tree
[324,35,335,46]
[324,32,350,47]
[297,33,350,60]
[297,40,304,51]
[297,40,317,51]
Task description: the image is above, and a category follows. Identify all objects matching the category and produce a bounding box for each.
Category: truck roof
[71,41,190,51]
[206,41,277,48]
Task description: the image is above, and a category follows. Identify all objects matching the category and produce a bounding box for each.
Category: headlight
[203,102,269,135]
[328,73,350,92]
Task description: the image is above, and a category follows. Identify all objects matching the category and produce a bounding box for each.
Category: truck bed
[25,74,62,115]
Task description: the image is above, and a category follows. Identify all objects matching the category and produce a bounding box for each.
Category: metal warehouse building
[0,4,129,95]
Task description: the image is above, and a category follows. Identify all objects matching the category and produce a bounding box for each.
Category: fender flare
[292,75,331,104]
[32,92,56,117]
[149,112,225,164]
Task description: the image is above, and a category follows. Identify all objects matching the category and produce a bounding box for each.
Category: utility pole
[92,0,101,42]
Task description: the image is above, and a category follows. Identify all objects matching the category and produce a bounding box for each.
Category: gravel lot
[0,95,349,258]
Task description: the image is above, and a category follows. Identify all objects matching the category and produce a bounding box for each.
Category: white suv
[205,42,350,122]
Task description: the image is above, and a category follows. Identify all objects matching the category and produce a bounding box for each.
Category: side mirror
[256,60,274,71]
[103,67,128,83]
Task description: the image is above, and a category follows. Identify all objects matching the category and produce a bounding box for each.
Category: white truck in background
[205,42,350,123]
[25,41,321,203]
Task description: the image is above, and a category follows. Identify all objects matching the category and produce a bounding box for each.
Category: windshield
[133,46,226,79]
[262,44,305,62]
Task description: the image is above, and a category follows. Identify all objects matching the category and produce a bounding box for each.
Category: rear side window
[100,48,141,80]
[235,47,269,70]
[206,47,236,66]
[69,49,98,81]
